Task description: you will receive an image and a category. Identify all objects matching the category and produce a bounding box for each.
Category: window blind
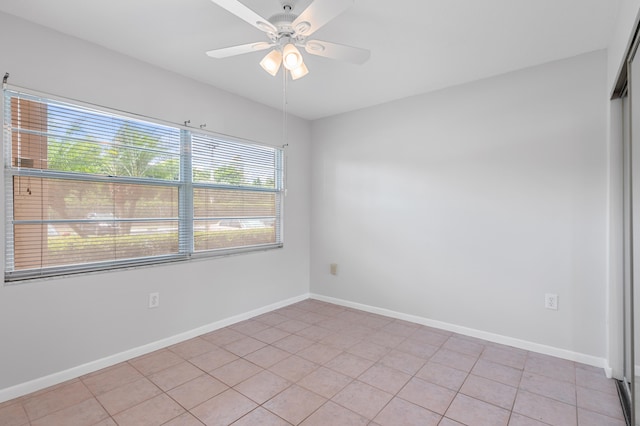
[191,132,283,253]
[3,89,284,282]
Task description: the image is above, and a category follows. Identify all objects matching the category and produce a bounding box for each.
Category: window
[191,133,283,252]
[3,89,283,282]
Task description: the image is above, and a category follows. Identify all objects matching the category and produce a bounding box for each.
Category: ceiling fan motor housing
[270,2,312,38]
[269,12,297,34]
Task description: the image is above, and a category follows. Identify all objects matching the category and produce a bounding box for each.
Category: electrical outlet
[330,263,338,275]
[148,292,160,308]
[544,293,558,310]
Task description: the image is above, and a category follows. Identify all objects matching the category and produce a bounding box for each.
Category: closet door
[631,41,640,425]
[622,89,634,425]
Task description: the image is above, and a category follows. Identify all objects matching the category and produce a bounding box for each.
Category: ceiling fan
[206,0,370,80]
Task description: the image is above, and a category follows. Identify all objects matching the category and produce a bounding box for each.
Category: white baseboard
[2,291,610,404]
[604,363,614,379]
[310,293,608,371]
[0,293,310,404]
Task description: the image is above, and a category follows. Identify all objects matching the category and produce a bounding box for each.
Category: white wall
[311,51,609,361]
[0,12,311,395]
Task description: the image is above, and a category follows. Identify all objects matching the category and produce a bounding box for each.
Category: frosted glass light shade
[260,50,282,76]
[290,62,309,80]
[282,44,303,70]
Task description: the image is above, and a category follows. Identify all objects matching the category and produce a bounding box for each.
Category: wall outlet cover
[330,263,338,275]
[148,292,160,308]
[544,293,558,310]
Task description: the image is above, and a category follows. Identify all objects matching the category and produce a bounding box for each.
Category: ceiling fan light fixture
[207,0,370,83]
[290,62,309,80]
[260,49,282,76]
[282,43,303,70]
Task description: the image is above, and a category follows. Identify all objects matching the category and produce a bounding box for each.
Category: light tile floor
[0,299,626,425]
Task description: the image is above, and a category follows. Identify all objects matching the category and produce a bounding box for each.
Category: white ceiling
[0,0,622,120]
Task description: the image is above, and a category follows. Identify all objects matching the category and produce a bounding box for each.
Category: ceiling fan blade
[206,42,272,58]
[210,0,277,34]
[292,0,354,37]
[303,40,370,64]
